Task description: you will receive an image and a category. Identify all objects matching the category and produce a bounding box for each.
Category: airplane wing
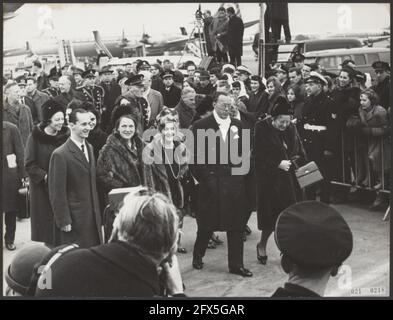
[3,3,24,20]
[244,19,259,29]
[362,36,390,46]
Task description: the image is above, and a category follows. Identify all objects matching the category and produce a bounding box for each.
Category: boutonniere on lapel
[230,125,240,139]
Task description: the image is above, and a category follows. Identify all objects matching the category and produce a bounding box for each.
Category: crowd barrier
[331,130,390,221]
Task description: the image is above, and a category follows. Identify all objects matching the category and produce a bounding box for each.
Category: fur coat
[97,133,154,194]
[143,135,189,209]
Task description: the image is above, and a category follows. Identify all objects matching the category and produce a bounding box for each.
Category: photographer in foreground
[272,201,353,297]
[35,188,185,297]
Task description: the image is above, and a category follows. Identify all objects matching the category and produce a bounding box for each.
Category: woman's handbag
[17,178,30,219]
[295,161,324,189]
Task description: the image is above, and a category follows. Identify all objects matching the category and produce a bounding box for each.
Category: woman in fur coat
[143,109,189,253]
[97,114,154,195]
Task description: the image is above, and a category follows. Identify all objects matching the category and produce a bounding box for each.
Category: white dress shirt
[213,110,231,142]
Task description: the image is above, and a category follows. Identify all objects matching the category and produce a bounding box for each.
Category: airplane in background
[4,3,259,60]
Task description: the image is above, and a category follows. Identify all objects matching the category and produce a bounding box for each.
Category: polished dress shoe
[211,234,223,245]
[229,267,253,277]
[5,243,16,251]
[177,247,187,254]
[256,245,268,265]
[244,225,251,235]
[192,258,204,270]
[207,239,217,249]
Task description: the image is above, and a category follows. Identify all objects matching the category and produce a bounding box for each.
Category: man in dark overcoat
[371,61,390,110]
[48,108,103,248]
[228,97,256,240]
[3,82,34,146]
[190,92,253,277]
[226,7,244,67]
[2,121,26,251]
[159,71,181,109]
[297,72,340,204]
[99,66,122,132]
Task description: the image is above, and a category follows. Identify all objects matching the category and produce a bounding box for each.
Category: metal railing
[331,130,390,193]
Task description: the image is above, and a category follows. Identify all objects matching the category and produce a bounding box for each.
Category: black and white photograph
[2,2,390,301]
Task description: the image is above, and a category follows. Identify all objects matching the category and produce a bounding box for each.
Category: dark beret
[275,201,353,268]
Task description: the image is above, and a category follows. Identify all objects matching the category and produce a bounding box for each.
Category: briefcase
[295,161,323,189]
[17,179,30,219]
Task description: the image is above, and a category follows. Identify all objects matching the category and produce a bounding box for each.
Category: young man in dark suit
[48,108,103,248]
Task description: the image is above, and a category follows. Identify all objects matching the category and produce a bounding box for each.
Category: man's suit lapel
[86,141,96,170]
[66,139,90,170]
[207,114,220,131]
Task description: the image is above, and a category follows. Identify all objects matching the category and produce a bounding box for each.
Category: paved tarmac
[3,201,389,297]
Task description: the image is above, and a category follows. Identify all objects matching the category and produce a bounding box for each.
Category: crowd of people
[2,5,390,297]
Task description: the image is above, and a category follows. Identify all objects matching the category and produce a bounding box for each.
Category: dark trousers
[229,52,242,68]
[215,48,228,63]
[271,19,291,43]
[193,228,244,269]
[4,211,17,244]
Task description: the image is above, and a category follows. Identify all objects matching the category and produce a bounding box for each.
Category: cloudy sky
[4,3,390,48]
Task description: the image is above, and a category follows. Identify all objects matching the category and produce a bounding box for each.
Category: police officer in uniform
[111,74,149,134]
[297,72,339,204]
[99,66,122,132]
[272,201,353,297]
[77,70,105,115]
[73,67,85,89]
[371,61,390,111]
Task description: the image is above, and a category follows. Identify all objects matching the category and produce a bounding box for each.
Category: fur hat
[271,96,292,117]
[42,100,65,122]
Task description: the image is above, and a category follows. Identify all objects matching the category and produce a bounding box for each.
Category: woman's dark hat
[271,96,292,117]
[42,100,65,121]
